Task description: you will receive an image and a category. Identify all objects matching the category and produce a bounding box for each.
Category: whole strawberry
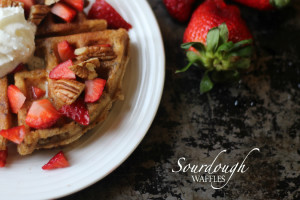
[163,0,195,22]
[178,0,253,94]
[232,0,290,10]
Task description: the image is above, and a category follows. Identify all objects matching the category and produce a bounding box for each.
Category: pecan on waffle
[17,29,129,155]
[36,12,107,38]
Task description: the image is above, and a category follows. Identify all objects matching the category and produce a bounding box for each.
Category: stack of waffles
[0,0,130,155]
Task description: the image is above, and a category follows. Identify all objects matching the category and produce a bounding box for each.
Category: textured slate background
[61,0,300,199]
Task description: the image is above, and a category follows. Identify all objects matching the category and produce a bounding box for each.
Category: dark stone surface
[60,1,300,199]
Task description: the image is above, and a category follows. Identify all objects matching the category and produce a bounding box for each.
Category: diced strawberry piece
[62,0,84,12]
[51,3,77,23]
[25,99,61,129]
[85,78,106,103]
[11,63,25,74]
[88,0,132,30]
[59,99,90,126]
[0,150,7,168]
[49,60,76,80]
[8,85,26,114]
[0,126,26,144]
[42,151,69,170]
[32,86,46,99]
[57,40,76,62]
[17,0,35,14]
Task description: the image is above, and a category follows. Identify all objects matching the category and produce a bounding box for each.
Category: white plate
[0,0,165,199]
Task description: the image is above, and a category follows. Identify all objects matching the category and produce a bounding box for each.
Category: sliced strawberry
[51,3,77,23]
[88,0,132,30]
[85,78,106,103]
[62,0,84,12]
[25,99,61,129]
[0,150,7,168]
[32,86,46,99]
[0,126,26,144]
[49,60,76,80]
[42,151,70,170]
[8,85,26,114]
[59,99,90,126]
[11,63,25,74]
[57,40,76,62]
[17,0,35,14]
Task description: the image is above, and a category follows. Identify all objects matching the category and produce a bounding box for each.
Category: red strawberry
[85,78,106,103]
[51,3,77,23]
[42,151,70,170]
[59,99,90,126]
[0,126,26,144]
[8,85,26,114]
[0,150,7,168]
[62,0,84,12]
[11,63,25,74]
[232,0,290,10]
[32,86,46,99]
[26,99,61,129]
[88,0,132,30]
[179,0,253,94]
[49,60,76,80]
[163,0,195,22]
[57,40,76,62]
[17,0,35,14]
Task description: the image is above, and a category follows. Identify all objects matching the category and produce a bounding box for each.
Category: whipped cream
[0,7,36,77]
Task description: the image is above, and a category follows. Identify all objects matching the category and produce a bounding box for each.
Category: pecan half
[28,5,50,26]
[53,80,85,105]
[45,0,59,6]
[75,45,117,61]
[69,58,100,80]
[0,0,24,8]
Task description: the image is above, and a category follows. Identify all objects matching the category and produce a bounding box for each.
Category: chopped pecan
[45,0,59,6]
[75,45,117,61]
[28,5,50,26]
[53,80,85,105]
[0,0,24,8]
[69,58,99,80]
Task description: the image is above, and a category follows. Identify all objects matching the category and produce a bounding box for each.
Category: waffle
[0,77,11,151]
[16,29,129,155]
[36,12,107,37]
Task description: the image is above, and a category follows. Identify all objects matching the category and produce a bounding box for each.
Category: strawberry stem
[270,0,290,9]
[178,23,253,94]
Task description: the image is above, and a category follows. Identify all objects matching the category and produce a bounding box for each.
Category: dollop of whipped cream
[0,7,36,77]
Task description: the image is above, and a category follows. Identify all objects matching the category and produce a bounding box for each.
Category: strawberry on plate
[232,0,290,10]
[32,86,46,99]
[59,99,90,126]
[62,0,84,12]
[8,85,26,114]
[42,151,70,170]
[88,0,132,30]
[49,60,76,80]
[178,0,253,94]
[25,99,61,129]
[51,3,77,23]
[0,150,7,168]
[163,0,195,22]
[57,40,76,62]
[85,78,106,103]
[0,125,26,144]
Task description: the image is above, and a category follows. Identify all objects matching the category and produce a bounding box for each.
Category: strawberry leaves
[178,23,253,94]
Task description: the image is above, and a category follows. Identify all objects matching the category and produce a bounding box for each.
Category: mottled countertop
[61,1,300,199]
